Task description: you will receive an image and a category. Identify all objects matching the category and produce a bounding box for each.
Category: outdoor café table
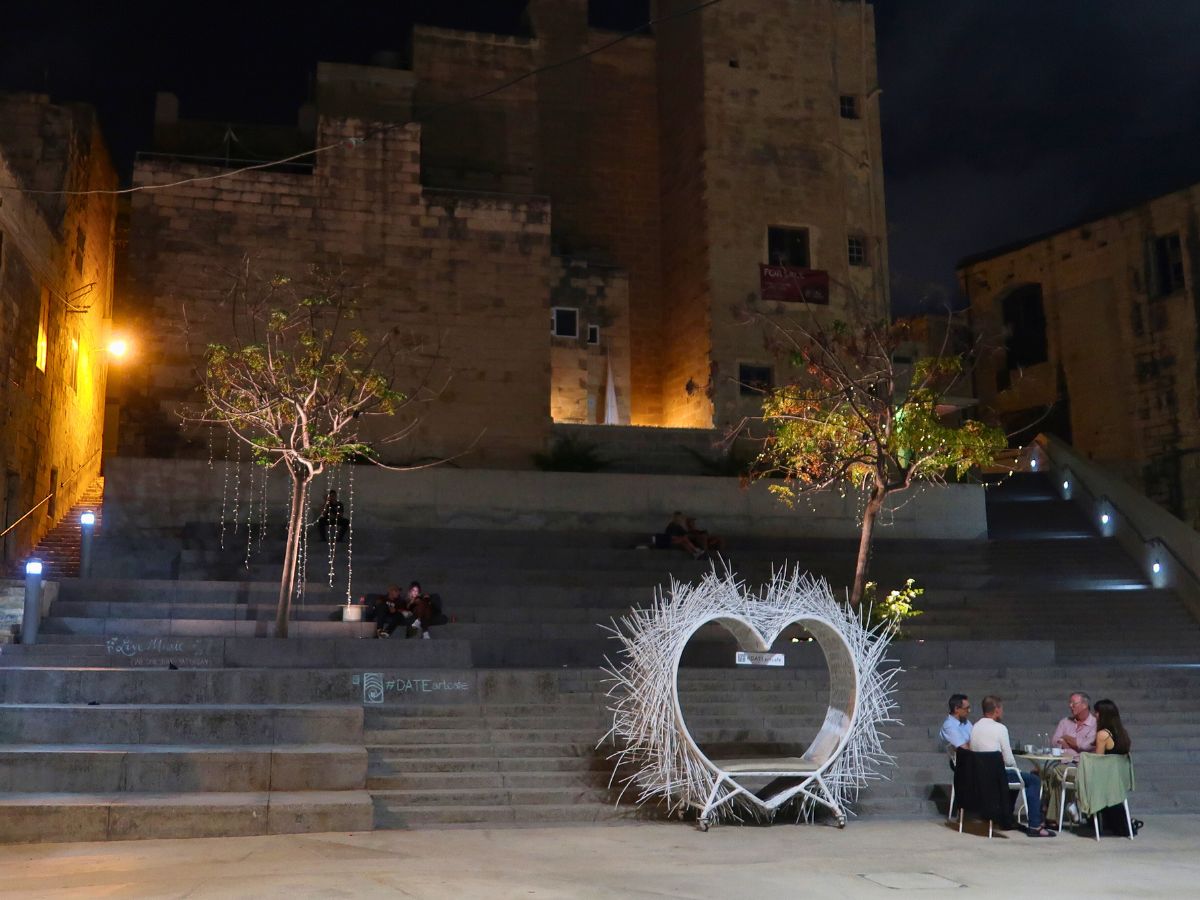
[1016,752,1073,824]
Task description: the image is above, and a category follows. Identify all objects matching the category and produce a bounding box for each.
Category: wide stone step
[371,784,612,808]
[41,616,377,639]
[0,743,365,792]
[368,770,607,791]
[371,800,630,828]
[370,755,610,775]
[0,790,373,843]
[0,704,363,745]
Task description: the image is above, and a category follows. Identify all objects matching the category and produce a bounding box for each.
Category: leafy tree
[188,262,425,636]
[745,310,1005,609]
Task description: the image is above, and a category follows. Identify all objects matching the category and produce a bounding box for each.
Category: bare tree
[741,302,1006,609]
[186,261,432,636]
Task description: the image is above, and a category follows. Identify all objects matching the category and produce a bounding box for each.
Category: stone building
[120,0,887,467]
[959,182,1200,528]
[0,94,117,565]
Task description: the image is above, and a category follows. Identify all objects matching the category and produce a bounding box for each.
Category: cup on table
[1023,744,1034,754]
[1052,747,1063,757]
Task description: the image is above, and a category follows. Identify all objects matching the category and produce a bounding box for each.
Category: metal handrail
[0,447,102,540]
[1037,435,1200,589]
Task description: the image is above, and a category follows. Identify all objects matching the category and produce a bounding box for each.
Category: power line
[3,0,725,198]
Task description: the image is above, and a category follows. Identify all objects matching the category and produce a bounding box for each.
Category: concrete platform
[0,817,1196,898]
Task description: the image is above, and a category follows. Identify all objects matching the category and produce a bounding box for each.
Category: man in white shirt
[968,695,1054,837]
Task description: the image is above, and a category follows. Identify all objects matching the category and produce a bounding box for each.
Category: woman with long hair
[1093,698,1131,755]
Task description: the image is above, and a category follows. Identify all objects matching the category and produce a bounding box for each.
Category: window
[839,95,859,119]
[586,324,600,345]
[767,226,810,268]
[551,307,578,338]
[847,235,867,266]
[68,337,79,391]
[588,0,650,32]
[1001,283,1048,369]
[738,363,773,396]
[75,227,86,275]
[1149,233,1185,297]
[36,287,49,372]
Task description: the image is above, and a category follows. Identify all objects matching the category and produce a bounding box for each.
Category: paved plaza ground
[0,815,1193,899]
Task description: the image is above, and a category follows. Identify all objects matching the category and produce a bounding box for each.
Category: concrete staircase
[0,667,375,842]
[7,478,105,580]
[1,471,1196,839]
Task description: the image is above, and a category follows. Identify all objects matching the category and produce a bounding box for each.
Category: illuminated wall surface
[0,94,116,563]
[960,183,1200,530]
[122,0,888,466]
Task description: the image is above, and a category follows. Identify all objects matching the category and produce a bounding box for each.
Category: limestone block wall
[0,95,115,565]
[548,259,631,425]
[696,0,890,431]
[123,118,554,469]
[961,184,1200,528]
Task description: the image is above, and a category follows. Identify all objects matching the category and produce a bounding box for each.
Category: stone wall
[123,118,560,468]
[697,0,890,430]
[0,94,115,565]
[102,456,989,542]
[960,183,1200,528]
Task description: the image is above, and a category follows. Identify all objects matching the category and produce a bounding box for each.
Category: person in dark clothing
[664,511,706,559]
[404,581,449,638]
[372,585,417,638]
[317,489,349,542]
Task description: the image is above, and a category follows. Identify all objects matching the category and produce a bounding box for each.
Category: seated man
[362,585,401,626]
[940,693,973,763]
[1051,691,1096,759]
[316,489,350,543]
[969,694,1054,837]
[663,511,707,559]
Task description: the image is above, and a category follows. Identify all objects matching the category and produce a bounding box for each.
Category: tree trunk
[849,483,887,609]
[276,469,310,638]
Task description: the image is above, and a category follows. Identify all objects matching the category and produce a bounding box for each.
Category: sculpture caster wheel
[697,819,711,832]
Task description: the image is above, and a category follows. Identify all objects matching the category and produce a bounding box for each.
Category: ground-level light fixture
[25,559,43,576]
[1100,513,1110,525]
[1152,561,1162,575]
[80,511,96,526]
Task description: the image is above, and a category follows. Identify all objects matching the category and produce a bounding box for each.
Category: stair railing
[1034,433,1200,622]
[0,447,102,541]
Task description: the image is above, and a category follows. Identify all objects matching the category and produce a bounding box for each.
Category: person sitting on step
[376,585,418,638]
[404,581,449,639]
[661,511,708,559]
[316,489,349,543]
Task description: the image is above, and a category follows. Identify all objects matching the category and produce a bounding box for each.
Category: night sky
[4,1,1199,315]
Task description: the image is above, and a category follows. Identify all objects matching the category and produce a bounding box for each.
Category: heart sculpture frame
[602,566,899,830]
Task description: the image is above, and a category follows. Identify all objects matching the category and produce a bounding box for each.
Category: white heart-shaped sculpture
[604,566,898,829]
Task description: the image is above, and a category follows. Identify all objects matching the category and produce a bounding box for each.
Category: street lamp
[80,510,96,578]
[22,558,44,645]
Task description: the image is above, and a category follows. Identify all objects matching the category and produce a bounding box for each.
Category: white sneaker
[411,619,422,629]
[421,631,431,640]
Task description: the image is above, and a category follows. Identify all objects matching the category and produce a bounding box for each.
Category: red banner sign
[759,264,830,304]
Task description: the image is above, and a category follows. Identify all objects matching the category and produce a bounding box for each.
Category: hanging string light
[219,431,231,550]
[230,440,242,535]
[345,461,356,603]
[326,464,339,588]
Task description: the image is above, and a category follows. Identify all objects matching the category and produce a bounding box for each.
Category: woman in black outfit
[1091,698,1141,835]
[1093,698,1132,755]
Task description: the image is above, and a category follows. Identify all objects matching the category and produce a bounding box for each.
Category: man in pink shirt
[1051,692,1096,758]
